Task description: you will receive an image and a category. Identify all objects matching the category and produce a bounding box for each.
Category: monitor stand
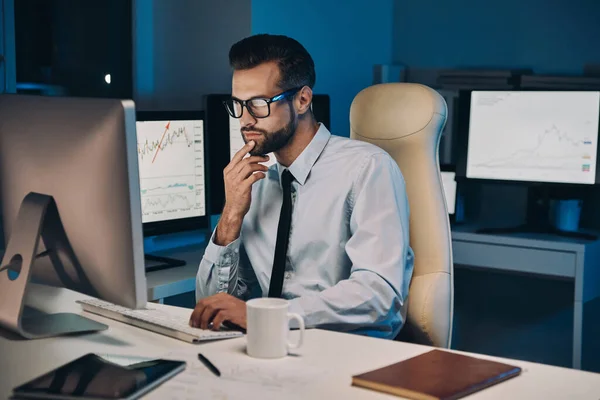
[0,192,108,339]
[476,186,597,241]
[144,254,186,272]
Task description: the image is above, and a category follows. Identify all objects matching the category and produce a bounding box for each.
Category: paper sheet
[144,349,330,400]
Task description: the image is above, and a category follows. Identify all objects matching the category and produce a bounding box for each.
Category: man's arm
[196,226,261,301]
[193,140,267,328]
[288,153,413,339]
[193,223,260,329]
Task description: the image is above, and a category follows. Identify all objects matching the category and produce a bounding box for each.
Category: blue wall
[252,0,394,137]
[393,0,600,74]
[133,0,251,111]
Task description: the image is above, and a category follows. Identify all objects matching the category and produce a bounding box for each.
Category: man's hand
[214,140,269,246]
[189,293,247,331]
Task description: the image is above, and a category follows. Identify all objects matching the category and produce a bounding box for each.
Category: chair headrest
[350,83,447,140]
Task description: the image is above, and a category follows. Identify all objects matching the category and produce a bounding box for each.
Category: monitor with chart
[460,90,600,185]
[135,111,209,236]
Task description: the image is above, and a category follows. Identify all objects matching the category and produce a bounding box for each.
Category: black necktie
[268,169,293,298]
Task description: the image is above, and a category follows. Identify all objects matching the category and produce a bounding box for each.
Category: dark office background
[11,0,600,130]
[15,0,133,98]
[393,0,599,74]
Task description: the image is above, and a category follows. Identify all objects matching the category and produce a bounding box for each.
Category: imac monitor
[462,90,600,185]
[135,111,210,270]
[0,94,146,339]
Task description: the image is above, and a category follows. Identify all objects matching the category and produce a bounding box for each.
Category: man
[190,34,414,339]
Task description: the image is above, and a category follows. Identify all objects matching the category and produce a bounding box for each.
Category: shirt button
[285,272,292,280]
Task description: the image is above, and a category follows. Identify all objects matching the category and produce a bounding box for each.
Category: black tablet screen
[13,353,185,399]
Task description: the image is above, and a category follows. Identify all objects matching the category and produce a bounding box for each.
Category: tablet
[12,353,185,400]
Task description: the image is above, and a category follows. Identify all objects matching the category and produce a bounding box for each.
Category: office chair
[349,82,454,348]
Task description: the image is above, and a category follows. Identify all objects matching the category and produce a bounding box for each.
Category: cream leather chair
[350,83,454,348]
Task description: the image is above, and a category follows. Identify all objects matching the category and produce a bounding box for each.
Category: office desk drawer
[452,240,576,278]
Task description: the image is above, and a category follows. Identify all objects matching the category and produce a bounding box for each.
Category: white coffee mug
[246,298,305,359]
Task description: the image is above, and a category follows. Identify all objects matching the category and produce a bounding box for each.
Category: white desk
[1,285,599,399]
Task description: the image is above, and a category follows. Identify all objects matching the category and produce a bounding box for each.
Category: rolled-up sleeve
[196,228,259,301]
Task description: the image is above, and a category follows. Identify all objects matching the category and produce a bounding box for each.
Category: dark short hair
[229,34,316,91]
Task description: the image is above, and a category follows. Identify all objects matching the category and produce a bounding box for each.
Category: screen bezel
[455,89,600,188]
[136,110,211,237]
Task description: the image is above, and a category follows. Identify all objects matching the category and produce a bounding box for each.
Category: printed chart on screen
[466,91,600,184]
[229,117,277,167]
[136,119,206,223]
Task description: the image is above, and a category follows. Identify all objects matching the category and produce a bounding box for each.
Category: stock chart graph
[136,119,206,223]
[466,91,600,184]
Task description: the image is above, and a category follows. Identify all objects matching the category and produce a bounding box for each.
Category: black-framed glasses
[223,87,302,119]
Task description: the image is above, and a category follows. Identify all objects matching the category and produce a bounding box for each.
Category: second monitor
[461,90,600,185]
[456,90,600,238]
[136,111,210,270]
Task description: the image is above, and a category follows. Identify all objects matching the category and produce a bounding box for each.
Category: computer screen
[136,111,209,236]
[464,91,600,185]
[441,171,457,215]
[0,94,146,338]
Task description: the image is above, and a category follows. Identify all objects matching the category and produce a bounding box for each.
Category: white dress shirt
[196,124,414,339]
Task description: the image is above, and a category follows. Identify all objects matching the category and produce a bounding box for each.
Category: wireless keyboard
[77,298,244,343]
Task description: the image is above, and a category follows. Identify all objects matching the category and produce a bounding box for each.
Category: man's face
[231,62,298,156]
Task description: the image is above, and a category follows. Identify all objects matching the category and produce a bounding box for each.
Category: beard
[241,110,298,156]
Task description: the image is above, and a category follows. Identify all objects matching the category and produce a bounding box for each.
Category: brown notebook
[352,349,522,400]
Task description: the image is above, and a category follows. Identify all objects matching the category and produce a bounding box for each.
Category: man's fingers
[189,299,210,327]
[245,155,271,164]
[192,295,223,329]
[232,155,270,176]
[199,302,224,330]
[228,140,256,168]
[244,172,266,186]
[238,163,269,180]
[189,306,201,328]
[211,310,228,331]
[189,294,234,328]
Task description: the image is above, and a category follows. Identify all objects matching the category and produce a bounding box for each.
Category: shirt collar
[277,123,331,186]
